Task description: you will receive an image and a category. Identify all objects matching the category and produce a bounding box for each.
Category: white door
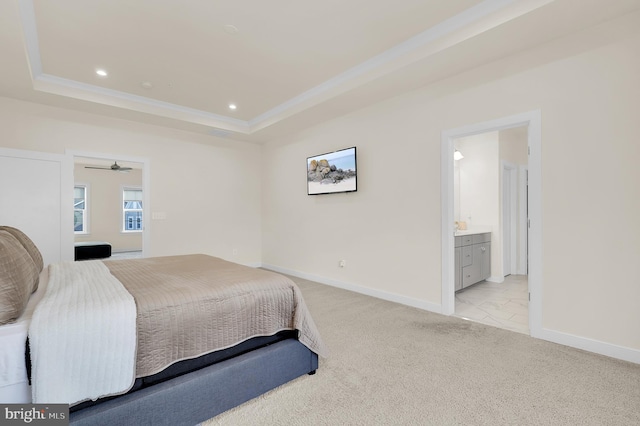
[0,148,73,265]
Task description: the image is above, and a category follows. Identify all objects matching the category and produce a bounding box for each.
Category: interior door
[0,148,72,265]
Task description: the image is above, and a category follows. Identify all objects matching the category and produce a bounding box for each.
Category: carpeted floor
[204,275,640,425]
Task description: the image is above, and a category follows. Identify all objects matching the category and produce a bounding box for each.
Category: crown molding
[17,0,553,136]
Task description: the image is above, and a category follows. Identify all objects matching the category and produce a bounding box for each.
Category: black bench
[74,242,112,261]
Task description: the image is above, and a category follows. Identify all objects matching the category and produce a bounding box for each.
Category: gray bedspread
[104,254,327,377]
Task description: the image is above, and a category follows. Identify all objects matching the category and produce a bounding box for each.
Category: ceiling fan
[84,161,132,172]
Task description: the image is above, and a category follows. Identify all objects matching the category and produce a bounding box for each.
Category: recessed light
[228,103,237,110]
[95,69,108,77]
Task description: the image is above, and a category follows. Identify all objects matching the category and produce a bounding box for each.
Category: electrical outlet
[339,260,346,268]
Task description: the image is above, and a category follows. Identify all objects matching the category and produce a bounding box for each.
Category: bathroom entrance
[440,111,541,338]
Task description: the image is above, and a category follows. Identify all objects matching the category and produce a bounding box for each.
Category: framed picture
[307,147,357,195]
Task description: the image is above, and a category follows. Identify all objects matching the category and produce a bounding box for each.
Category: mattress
[28,255,327,405]
[0,268,48,403]
[103,254,327,377]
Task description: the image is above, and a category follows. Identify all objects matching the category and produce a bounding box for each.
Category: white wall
[262,20,640,353]
[0,97,263,265]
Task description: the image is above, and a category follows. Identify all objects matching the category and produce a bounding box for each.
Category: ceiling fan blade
[84,161,132,171]
[111,161,132,172]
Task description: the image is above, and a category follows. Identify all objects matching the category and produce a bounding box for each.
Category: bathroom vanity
[454,231,491,291]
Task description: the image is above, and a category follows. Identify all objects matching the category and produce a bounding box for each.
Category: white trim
[249,0,541,130]
[262,264,442,313]
[16,0,42,78]
[33,74,251,133]
[441,135,456,316]
[441,110,541,340]
[264,266,640,365]
[121,185,144,233]
[537,328,640,365]
[67,150,151,259]
[501,161,518,276]
[74,182,90,235]
[518,165,528,275]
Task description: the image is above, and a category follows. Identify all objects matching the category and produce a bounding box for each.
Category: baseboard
[264,264,640,365]
[262,264,442,314]
[486,275,504,283]
[534,327,640,365]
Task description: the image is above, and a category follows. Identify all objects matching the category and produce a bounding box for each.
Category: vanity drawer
[462,263,481,288]
[473,232,491,244]
[462,245,473,267]
[461,235,474,246]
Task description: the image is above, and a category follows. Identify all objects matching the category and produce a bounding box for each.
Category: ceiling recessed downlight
[95,69,108,77]
[228,103,237,110]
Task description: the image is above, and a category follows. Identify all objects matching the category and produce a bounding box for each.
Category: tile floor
[454,274,529,334]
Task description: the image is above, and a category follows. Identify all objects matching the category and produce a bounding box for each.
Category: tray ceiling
[1,0,639,142]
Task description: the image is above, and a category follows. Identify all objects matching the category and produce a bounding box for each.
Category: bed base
[69,339,318,426]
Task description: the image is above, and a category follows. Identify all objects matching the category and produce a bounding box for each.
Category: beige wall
[1,11,638,358]
[499,126,528,166]
[74,163,143,252]
[262,22,640,351]
[0,98,263,265]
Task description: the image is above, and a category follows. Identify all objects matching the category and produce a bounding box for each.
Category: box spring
[69,338,318,425]
[68,329,297,412]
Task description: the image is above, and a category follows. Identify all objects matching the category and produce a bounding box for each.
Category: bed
[0,226,327,425]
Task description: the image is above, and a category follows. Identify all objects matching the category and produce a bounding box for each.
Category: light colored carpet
[204,275,640,425]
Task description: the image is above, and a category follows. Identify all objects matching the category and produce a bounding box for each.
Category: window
[123,188,143,232]
[74,185,87,233]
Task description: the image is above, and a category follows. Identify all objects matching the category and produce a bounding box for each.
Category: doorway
[68,150,151,258]
[450,128,528,334]
[440,111,542,338]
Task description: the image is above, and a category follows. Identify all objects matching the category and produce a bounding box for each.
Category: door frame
[502,161,518,277]
[518,165,529,275]
[440,110,541,337]
[67,149,151,258]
